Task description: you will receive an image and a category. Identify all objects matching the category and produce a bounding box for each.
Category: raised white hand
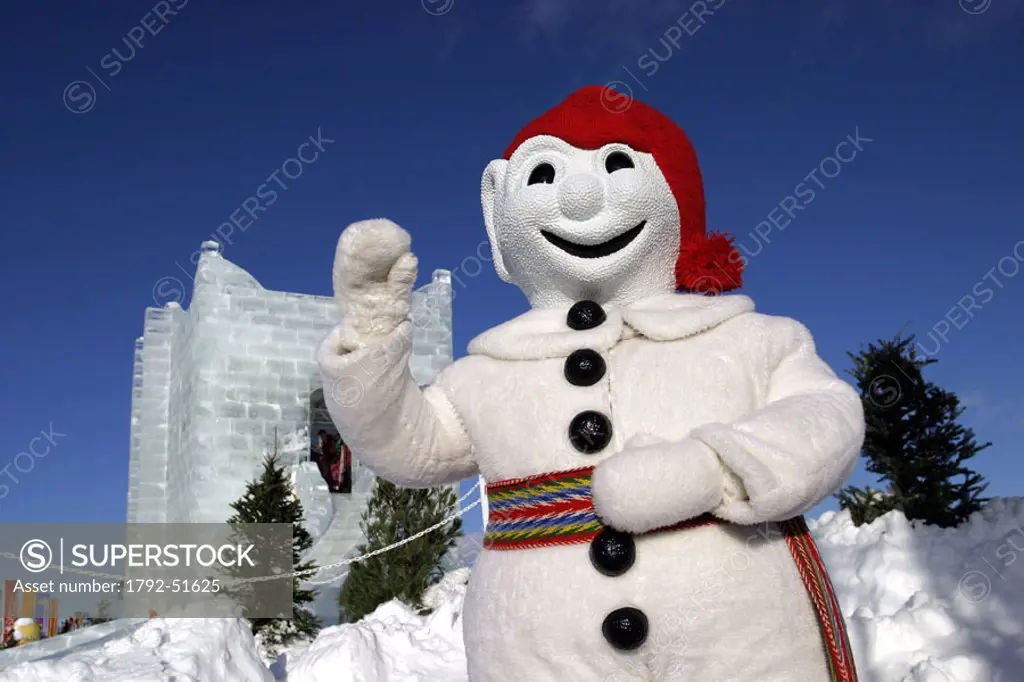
[332,218,418,347]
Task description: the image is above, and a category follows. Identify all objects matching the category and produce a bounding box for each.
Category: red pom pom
[675,231,744,294]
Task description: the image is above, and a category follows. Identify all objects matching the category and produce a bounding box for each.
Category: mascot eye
[527,163,556,185]
[605,151,634,173]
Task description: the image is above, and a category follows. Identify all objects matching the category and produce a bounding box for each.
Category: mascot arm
[593,318,864,532]
[317,320,478,488]
[693,319,864,524]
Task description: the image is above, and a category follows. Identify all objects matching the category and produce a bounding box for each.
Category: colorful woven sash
[484,466,858,682]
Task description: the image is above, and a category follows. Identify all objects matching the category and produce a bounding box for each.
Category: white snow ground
[1,500,1022,681]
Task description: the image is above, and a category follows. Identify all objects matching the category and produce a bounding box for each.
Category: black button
[568,411,612,454]
[567,300,606,330]
[602,607,648,651]
[590,529,635,577]
[564,349,606,387]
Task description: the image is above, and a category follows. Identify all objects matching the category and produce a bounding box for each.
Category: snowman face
[482,135,681,309]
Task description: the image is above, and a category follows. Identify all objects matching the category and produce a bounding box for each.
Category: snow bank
[272,569,470,682]
[812,497,1024,681]
[3,502,1023,681]
[0,618,272,682]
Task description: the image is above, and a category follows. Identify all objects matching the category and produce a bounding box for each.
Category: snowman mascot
[318,86,864,681]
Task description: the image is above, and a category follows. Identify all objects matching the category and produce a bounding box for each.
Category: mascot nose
[558,173,605,222]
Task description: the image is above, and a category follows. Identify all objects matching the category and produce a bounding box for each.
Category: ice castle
[125,240,455,554]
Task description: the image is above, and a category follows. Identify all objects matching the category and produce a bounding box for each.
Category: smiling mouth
[540,221,646,259]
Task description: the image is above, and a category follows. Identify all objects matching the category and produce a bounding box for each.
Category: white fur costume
[318,87,864,681]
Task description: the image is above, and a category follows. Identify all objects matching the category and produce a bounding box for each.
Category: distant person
[322,432,341,492]
[12,618,39,644]
[338,441,353,493]
[314,429,335,489]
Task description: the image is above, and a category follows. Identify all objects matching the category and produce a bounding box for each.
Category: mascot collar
[467,292,754,361]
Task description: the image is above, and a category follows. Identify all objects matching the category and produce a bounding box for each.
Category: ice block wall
[126,302,194,523]
[126,240,455,525]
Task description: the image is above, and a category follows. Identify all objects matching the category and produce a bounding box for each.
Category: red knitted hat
[503,85,743,294]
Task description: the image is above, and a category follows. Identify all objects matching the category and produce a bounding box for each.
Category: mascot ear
[481,159,511,283]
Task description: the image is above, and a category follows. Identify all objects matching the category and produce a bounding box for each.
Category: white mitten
[331,218,419,350]
[592,433,730,534]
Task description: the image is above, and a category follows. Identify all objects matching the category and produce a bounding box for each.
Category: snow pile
[2,502,1023,681]
[271,569,470,682]
[0,618,272,682]
[812,497,1024,681]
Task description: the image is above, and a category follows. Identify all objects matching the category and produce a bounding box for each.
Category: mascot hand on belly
[318,86,865,682]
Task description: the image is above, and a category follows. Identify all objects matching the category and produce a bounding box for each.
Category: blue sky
[1,1,1022,535]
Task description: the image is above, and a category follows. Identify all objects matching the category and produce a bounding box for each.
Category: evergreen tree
[837,334,990,527]
[834,484,898,526]
[339,479,461,622]
[227,453,321,653]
